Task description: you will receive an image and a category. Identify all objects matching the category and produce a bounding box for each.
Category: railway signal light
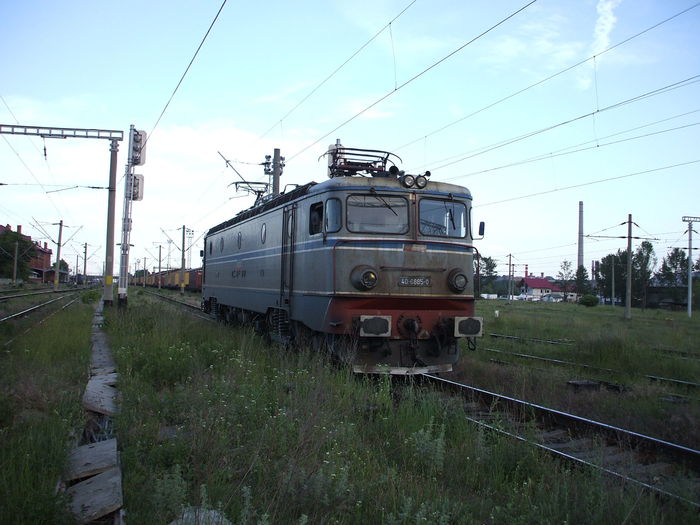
[131,129,147,166]
[132,174,144,201]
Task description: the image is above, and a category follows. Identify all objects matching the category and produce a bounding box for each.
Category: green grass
[104,296,697,524]
[460,299,700,448]
[0,299,94,524]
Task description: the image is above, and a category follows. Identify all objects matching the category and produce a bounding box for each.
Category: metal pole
[118,126,136,308]
[681,217,699,318]
[625,214,632,320]
[611,256,615,307]
[689,221,694,318]
[12,240,18,285]
[143,257,147,288]
[53,220,63,291]
[272,148,281,195]
[83,243,87,286]
[103,139,119,306]
[158,245,162,289]
[507,254,512,302]
[180,225,186,295]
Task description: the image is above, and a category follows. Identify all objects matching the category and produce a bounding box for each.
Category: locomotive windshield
[419,198,467,238]
[347,194,409,234]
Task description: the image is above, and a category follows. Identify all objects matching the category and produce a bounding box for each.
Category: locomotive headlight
[361,269,378,289]
[448,268,468,293]
[400,174,415,188]
[415,175,428,189]
[351,265,379,290]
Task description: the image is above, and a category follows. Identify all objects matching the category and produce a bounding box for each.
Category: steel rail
[422,374,700,472]
[488,332,574,346]
[0,293,78,323]
[463,412,700,509]
[3,296,80,347]
[489,331,700,361]
[142,290,213,322]
[480,346,700,390]
[0,289,64,302]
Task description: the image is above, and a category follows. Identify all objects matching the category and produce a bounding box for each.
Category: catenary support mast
[0,123,123,306]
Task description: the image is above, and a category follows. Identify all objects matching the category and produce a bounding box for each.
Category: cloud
[592,0,623,56]
[577,0,623,89]
[253,81,314,104]
[477,13,585,74]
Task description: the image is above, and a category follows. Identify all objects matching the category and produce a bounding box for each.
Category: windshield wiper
[369,188,397,216]
[444,200,456,230]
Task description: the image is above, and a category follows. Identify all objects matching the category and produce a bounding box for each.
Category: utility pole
[180,225,186,295]
[53,220,63,291]
[83,243,88,286]
[157,244,162,289]
[611,255,615,307]
[143,257,147,288]
[682,216,699,318]
[104,139,119,306]
[166,240,173,270]
[507,254,513,302]
[625,214,632,320]
[12,241,18,285]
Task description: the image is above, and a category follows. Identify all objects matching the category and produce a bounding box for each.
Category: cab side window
[325,198,342,233]
[309,202,323,235]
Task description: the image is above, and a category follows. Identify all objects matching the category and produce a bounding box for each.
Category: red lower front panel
[323,296,475,337]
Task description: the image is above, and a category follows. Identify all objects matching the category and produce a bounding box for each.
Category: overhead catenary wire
[449,120,700,180]
[256,0,419,142]
[146,0,228,146]
[394,1,700,153]
[431,74,700,176]
[476,159,700,208]
[287,0,538,162]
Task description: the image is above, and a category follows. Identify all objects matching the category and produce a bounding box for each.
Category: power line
[147,0,228,145]
[432,74,700,175]
[451,120,700,179]
[476,159,700,208]
[2,135,66,219]
[287,0,538,162]
[394,1,700,153]
[257,0,419,142]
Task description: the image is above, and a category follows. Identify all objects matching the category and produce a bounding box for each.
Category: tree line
[477,242,700,307]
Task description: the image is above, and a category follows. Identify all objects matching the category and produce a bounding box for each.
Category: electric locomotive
[202,143,483,374]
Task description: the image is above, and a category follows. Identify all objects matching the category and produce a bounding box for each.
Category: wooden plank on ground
[82,380,119,416]
[89,372,118,386]
[64,438,118,481]
[67,466,122,524]
[90,366,117,376]
[90,341,115,369]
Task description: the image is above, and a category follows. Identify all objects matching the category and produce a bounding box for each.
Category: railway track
[0,288,64,302]
[0,292,79,323]
[2,294,81,347]
[422,374,700,509]
[141,290,212,321]
[489,332,700,361]
[479,346,700,391]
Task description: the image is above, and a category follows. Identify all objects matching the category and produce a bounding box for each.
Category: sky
[1,0,699,279]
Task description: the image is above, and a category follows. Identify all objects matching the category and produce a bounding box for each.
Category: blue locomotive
[202,143,483,374]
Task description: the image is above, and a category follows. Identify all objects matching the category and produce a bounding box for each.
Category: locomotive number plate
[399,276,431,287]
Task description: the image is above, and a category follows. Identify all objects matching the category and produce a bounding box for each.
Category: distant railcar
[202,144,483,374]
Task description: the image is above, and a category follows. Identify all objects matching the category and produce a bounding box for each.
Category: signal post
[117,125,146,307]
